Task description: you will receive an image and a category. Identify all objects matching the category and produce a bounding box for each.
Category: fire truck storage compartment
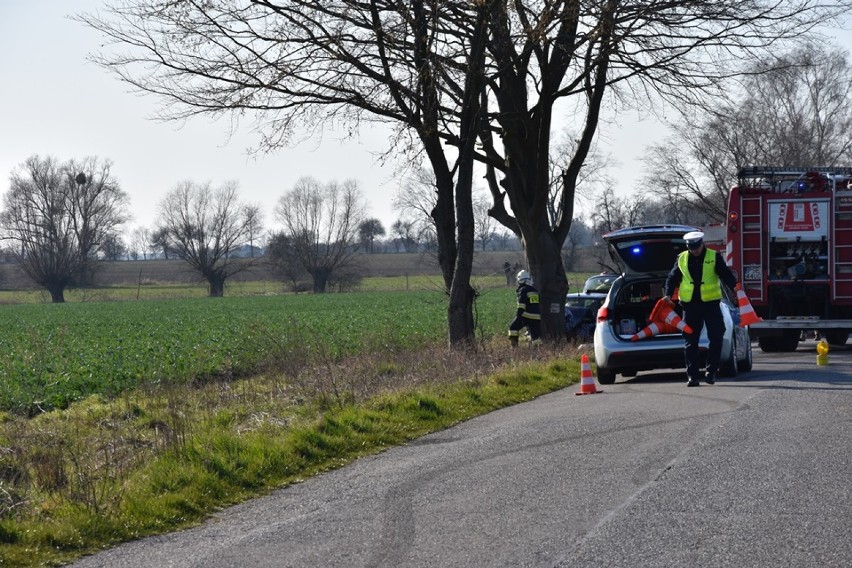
[610,279,679,337]
[768,238,829,280]
[766,283,831,318]
[767,200,830,281]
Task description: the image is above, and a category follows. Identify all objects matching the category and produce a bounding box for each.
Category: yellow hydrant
[816,339,829,365]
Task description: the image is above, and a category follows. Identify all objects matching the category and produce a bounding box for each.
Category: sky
[1,2,851,240]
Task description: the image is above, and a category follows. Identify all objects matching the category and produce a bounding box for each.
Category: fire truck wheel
[780,332,800,352]
[824,330,849,346]
[758,333,799,353]
[758,336,782,353]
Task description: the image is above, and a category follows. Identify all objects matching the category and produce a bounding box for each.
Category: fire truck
[726,166,852,352]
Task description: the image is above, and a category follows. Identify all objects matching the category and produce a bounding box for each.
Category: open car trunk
[606,278,684,339]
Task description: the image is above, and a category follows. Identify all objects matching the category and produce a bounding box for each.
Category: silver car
[593,225,753,385]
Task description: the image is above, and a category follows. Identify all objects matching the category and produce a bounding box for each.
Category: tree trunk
[448,278,476,345]
[312,268,330,293]
[448,145,477,345]
[48,284,66,303]
[524,231,569,341]
[208,274,226,297]
[431,164,457,293]
[445,0,490,347]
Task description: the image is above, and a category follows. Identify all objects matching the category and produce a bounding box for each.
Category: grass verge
[0,341,586,567]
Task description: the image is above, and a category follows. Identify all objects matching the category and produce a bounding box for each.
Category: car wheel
[596,368,616,385]
[720,334,738,377]
[738,335,753,373]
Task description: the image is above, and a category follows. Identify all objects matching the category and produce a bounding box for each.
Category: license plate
[744,264,761,281]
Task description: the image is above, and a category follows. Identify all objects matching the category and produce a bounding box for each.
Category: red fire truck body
[726,166,852,352]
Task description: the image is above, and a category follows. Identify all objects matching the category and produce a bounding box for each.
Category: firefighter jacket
[515,283,541,320]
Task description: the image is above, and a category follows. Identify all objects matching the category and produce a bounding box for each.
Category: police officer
[508,270,541,347]
[662,231,737,386]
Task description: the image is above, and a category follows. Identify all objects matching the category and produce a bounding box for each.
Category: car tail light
[597,306,609,322]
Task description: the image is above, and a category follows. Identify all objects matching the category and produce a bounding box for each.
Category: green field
[0,285,516,414]
[0,276,589,566]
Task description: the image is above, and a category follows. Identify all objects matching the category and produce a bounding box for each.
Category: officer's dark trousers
[681,299,724,380]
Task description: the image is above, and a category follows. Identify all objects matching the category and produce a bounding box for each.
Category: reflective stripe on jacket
[677,249,722,302]
[516,284,541,320]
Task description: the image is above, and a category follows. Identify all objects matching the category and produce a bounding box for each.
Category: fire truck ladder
[739,193,764,302]
[833,191,852,299]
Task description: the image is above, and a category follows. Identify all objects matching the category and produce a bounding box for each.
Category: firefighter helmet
[516,270,532,285]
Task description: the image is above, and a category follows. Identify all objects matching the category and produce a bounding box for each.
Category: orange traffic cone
[575,354,602,395]
[631,320,683,341]
[735,284,762,327]
[631,321,663,341]
[649,299,693,334]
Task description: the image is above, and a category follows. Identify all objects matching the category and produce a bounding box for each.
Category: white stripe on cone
[736,288,762,327]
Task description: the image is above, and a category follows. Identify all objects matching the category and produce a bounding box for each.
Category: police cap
[684,231,705,250]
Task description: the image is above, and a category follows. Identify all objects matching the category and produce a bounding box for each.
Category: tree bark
[446,0,490,346]
[523,231,569,341]
[312,268,331,294]
[48,284,66,304]
[208,274,226,297]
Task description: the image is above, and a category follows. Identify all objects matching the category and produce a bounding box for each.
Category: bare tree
[128,226,151,260]
[491,229,516,252]
[0,155,129,302]
[590,187,658,238]
[243,204,265,258]
[548,135,613,228]
[391,219,418,253]
[473,193,496,251]
[79,0,495,344]
[358,218,385,253]
[101,232,127,261]
[475,2,851,339]
[393,167,440,248]
[265,232,309,292]
[646,44,852,221]
[157,180,255,296]
[562,217,595,272]
[272,177,366,293]
[149,226,171,259]
[80,1,852,341]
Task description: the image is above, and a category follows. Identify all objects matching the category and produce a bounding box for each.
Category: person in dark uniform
[508,270,541,347]
[663,231,738,387]
[503,261,513,286]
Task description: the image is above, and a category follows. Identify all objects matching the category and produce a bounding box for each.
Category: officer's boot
[509,336,519,348]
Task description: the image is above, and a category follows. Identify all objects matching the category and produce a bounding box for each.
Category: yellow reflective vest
[677,249,722,302]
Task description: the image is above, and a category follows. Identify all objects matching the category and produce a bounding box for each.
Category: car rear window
[612,239,684,274]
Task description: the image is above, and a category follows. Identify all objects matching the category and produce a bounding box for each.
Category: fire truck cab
[726,166,852,352]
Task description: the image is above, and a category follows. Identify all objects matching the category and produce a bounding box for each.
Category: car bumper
[593,328,723,375]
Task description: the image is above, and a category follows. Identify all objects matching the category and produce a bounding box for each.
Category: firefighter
[662,231,737,387]
[508,270,541,347]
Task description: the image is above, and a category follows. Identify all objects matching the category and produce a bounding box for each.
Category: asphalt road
[71,340,852,568]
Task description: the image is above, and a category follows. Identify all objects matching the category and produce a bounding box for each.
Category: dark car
[592,224,753,384]
[565,292,607,340]
[583,273,618,294]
